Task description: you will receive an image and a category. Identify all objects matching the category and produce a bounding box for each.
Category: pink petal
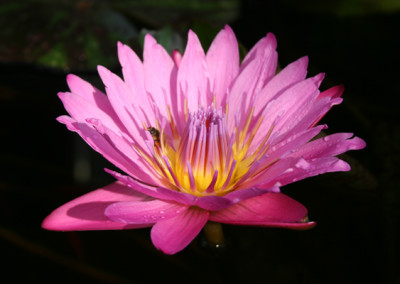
[276,97,343,143]
[241,126,326,189]
[318,84,344,100]
[270,78,320,135]
[97,66,151,152]
[57,117,155,183]
[58,92,124,134]
[206,25,239,108]
[42,182,153,231]
[267,125,326,161]
[255,156,351,189]
[143,34,178,124]
[249,77,320,152]
[105,199,189,224]
[292,133,367,160]
[227,44,278,132]
[224,185,280,203]
[241,32,277,70]
[85,118,160,184]
[275,157,352,187]
[66,74,117,119]
[117,42,156,120]
[172,49,183,67]
[194,195,233,211]
[253,56,309,117]
[105,169,198,205]
[105,169,273,211]
[210,192,314,229]
[151,207,209,254]
[177,30,211,112]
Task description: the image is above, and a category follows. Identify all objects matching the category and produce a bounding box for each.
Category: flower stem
[203,221,224,248]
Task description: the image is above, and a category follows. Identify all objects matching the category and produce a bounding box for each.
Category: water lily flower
[42,25,366,254]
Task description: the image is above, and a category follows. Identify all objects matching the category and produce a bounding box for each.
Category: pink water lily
[42,25,366,254]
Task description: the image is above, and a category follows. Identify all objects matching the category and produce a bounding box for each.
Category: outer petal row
[41,182,153,231]
[210,192,315,230]
[105,168,279,211]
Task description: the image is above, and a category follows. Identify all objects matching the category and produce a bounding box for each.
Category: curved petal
[151,207,209,254]
[105,199,189,224]
[210,192,314,229]
[206,25,239,108]
[42,182,153,231]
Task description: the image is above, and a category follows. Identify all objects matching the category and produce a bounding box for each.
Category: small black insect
[147,127,160,146]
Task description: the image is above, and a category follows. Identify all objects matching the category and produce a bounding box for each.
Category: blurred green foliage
[0,0,239,70]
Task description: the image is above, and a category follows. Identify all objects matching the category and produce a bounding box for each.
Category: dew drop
[295,158,310,170]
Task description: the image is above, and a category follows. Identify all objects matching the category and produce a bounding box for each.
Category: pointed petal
[57,116,156,183]
[206,25,239,107]
[241,32,277,70]
[266,125,327,162]
[42,182,153,231]
[172,49,183,67]
[210,192,314,229]
[253,56,309,117]
[276,157,352,187]
[250,77,321,150]
[66,74,117,119]
[143,34,177,119]
[97,66,153,152]
[255,156,352,189]
[118,42,144,96]
[177,30,211,111]
[227,45,277,132]
[151,207,209,254]
[105,199,189,224]
[85,118,160,184]
[292,133,367,159]
[318,84,344,100]
[58,91,124,134]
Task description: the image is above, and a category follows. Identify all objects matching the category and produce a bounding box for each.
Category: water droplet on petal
[295,158,310,170]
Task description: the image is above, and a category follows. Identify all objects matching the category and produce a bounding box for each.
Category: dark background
[0,0,398,283]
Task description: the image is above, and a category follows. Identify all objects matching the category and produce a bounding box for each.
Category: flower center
[143,105,274,197]
[174,106,235,195]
